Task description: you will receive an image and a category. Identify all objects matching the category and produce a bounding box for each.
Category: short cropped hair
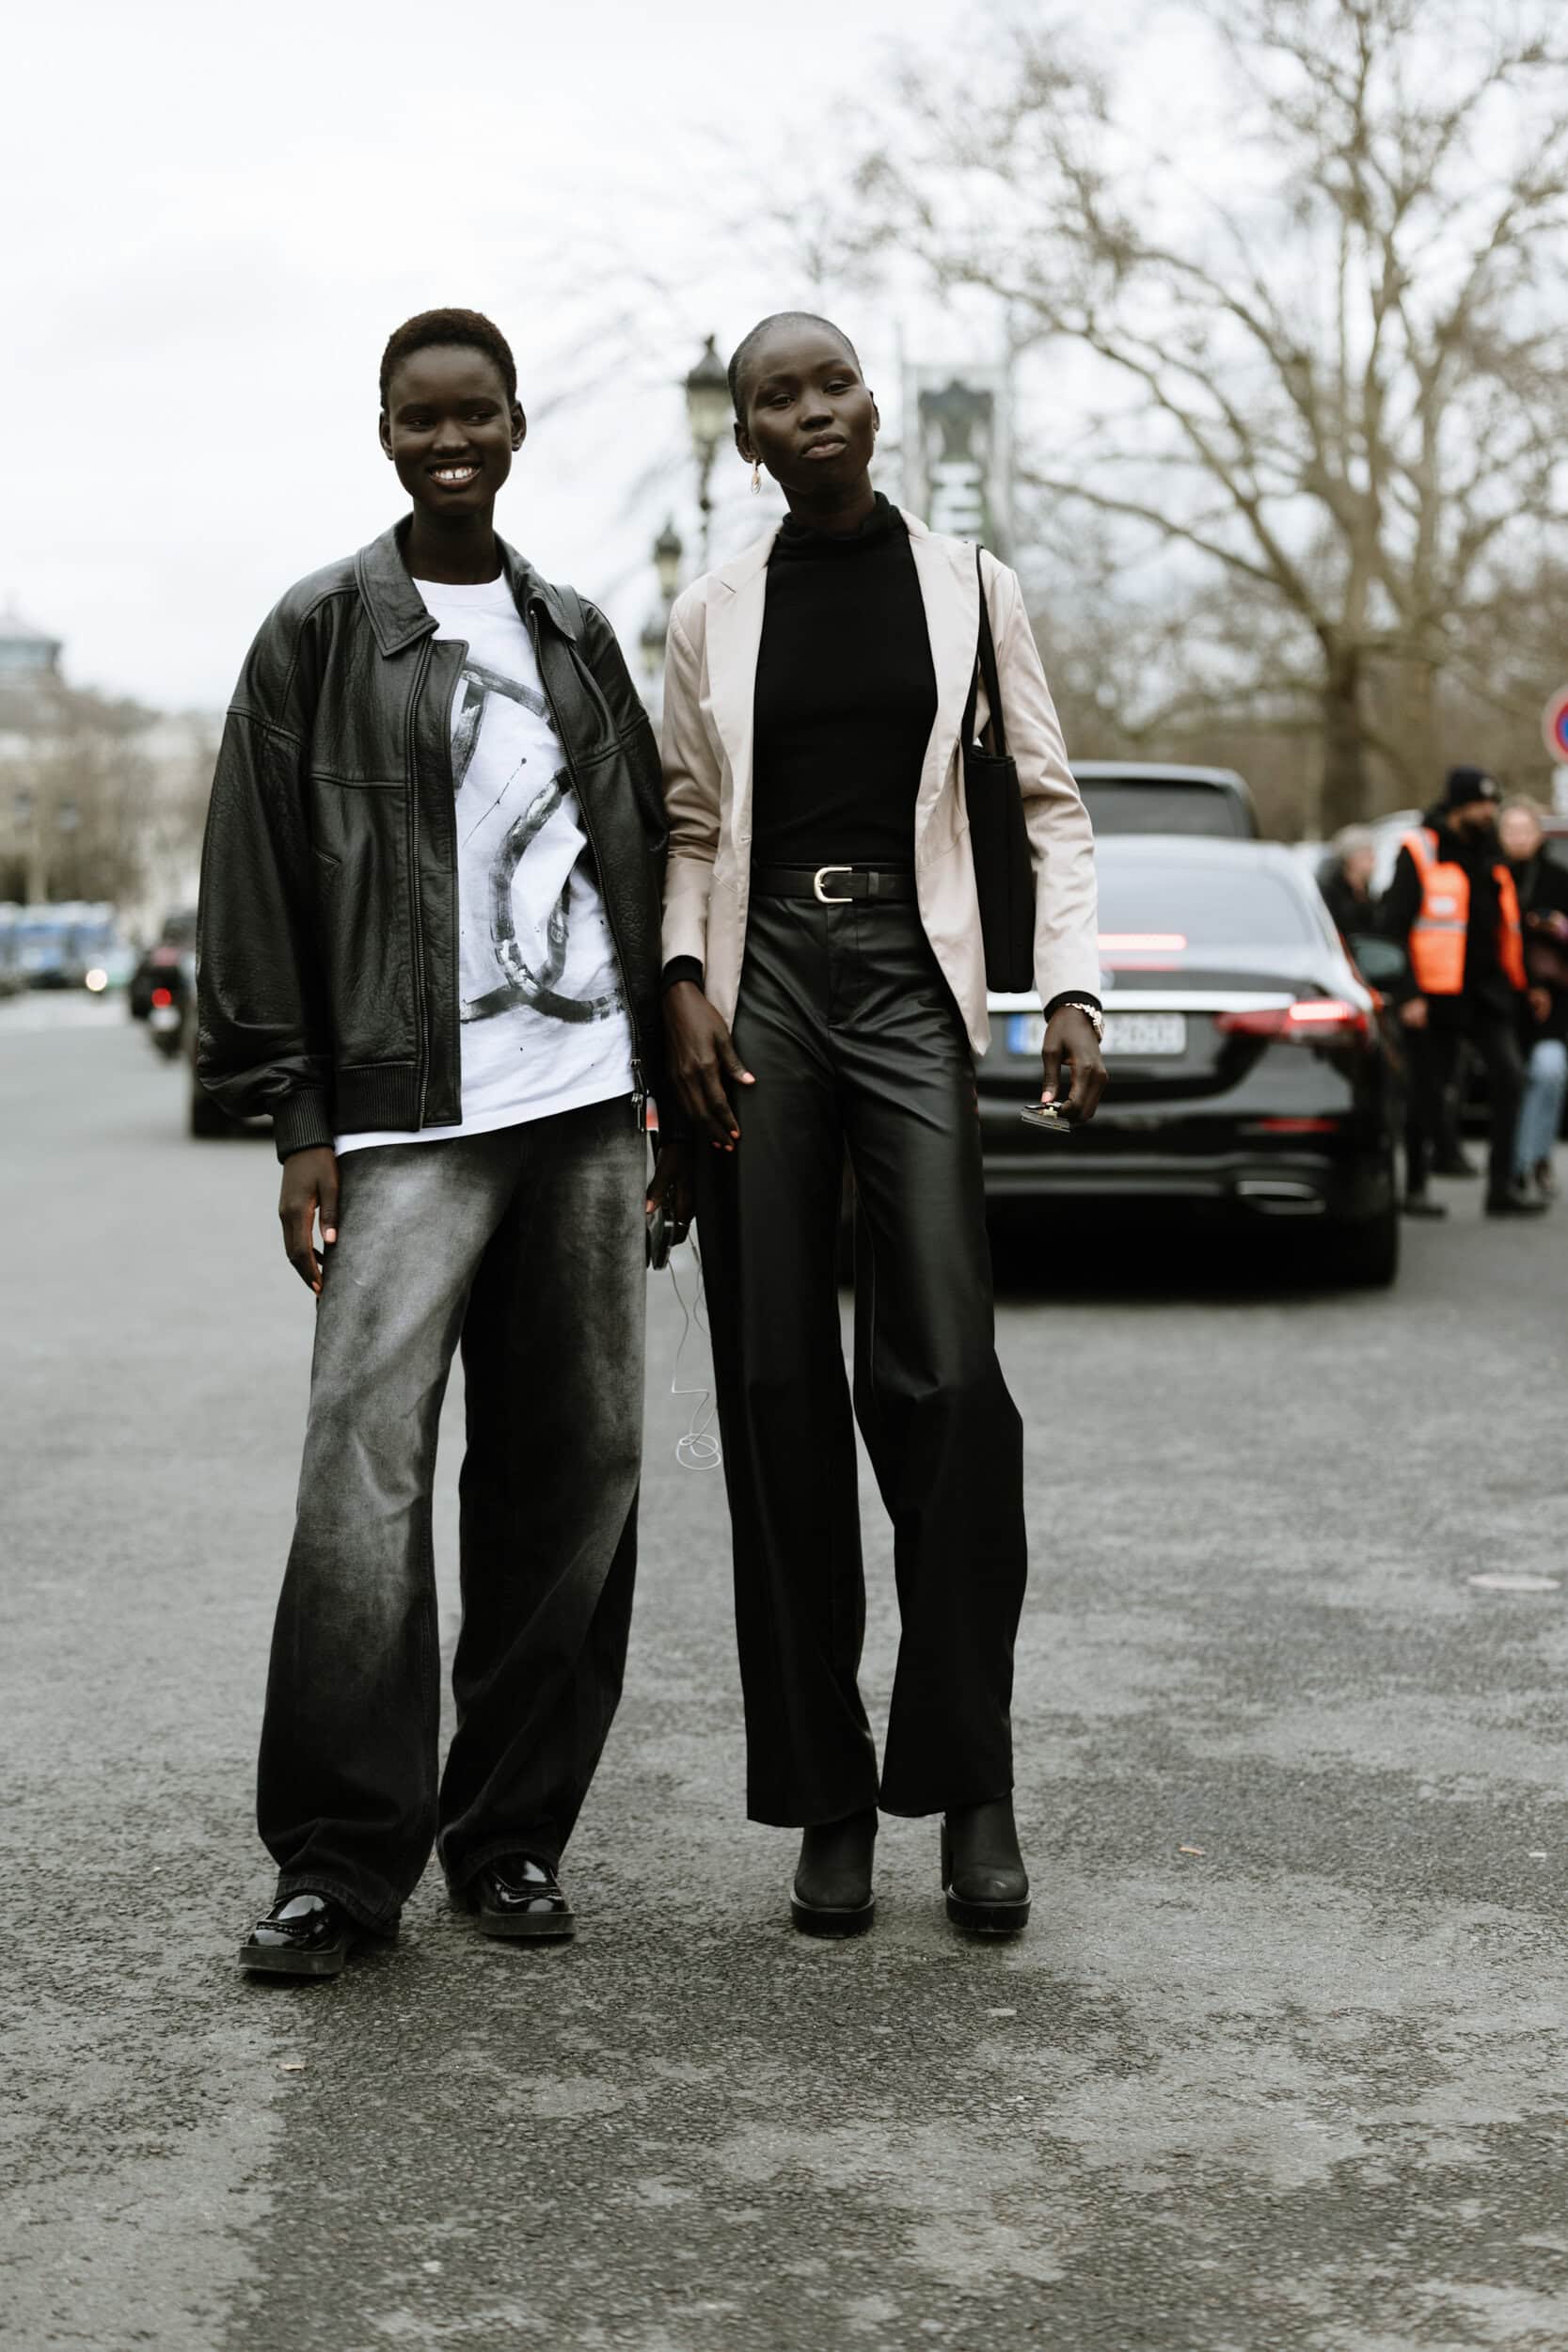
[727,312,862,417]
[379,309,517,409]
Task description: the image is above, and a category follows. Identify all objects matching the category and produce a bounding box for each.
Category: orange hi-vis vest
[1402,826,1526,996]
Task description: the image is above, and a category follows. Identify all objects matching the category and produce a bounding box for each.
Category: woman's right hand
[663,980,754,1149]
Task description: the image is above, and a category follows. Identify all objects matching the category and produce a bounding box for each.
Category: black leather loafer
[239,1892,372,1978]
[790,1808,877,1938]
[471,1854,576,1940]
[942,1798,1031,1936]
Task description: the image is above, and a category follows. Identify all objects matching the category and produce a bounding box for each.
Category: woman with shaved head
[653,310,1103,1938]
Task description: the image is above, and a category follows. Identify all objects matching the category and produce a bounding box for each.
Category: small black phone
[1019,1102,1075,1135]
[646,1200,672,1269]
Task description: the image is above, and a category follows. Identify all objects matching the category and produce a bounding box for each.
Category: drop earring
[751,460,762,495]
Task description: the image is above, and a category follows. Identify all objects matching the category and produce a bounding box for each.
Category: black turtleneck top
[749,493,937,869]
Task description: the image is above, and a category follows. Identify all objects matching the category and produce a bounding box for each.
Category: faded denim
[1514,1036,1567,1177]
[258,1096,646,1931]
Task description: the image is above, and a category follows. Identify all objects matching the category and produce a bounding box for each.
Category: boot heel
[941,1804,1032,1937]
[791,1807,878,1937]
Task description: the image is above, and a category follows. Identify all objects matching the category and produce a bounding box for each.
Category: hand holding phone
[1020,1102,1075,1135]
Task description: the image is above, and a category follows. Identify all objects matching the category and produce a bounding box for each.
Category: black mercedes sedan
[979,838,1402,1285]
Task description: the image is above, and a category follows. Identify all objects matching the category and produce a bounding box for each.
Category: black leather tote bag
[961,548,1036,992]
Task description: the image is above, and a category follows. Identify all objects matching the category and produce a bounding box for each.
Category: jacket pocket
[310,781,417,1066]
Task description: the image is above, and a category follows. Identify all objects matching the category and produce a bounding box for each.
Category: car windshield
[1099,860,1323,949]
[1080,781,1249,838]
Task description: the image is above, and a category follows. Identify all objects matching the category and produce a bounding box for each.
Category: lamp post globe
[653,518,684,605]
[684,334,731,566]
[684,335,731,459]
[639,610,667,684]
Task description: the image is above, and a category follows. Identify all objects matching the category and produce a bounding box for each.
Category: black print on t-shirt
[452,659,623,1029]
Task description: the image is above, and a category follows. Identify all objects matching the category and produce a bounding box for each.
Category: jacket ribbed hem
[272,1088,336,1162]
[335,1064,424,1138]
[273,1068,427,1160]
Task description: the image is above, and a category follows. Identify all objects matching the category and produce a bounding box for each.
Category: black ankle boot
[791,1808,877,1937]
[941,1797,1030,1935]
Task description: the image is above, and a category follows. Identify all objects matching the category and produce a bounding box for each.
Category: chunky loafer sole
[943,1887,1031,1937]
[790,1892,876,1938]
[475,1903,576,1941]
[239,1936,353,1978]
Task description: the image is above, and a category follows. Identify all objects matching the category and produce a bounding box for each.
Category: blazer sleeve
[659,595,721,974]
[983,553,1101,1007]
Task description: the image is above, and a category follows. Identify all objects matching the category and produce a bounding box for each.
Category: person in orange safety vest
[1380,765,1543,1219]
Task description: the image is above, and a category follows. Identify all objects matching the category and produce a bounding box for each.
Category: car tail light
[1245,1117,1342,1135]
[1216,998,1368,1041]
[150,987,174,1008]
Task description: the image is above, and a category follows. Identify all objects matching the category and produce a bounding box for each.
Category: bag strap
[959,548,1007,757]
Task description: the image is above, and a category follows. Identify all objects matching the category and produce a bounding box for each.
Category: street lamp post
[653,517,684,605]
[683,334,732,571]
[639,517,686,722]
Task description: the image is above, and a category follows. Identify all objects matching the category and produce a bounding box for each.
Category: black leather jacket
[197,521,671,1159]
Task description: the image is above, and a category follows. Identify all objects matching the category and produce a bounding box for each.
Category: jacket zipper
[529,605,647,1131]
[407,632,464,1128]
[405,635,433,1122]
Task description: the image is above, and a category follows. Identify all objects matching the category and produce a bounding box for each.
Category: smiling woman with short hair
[656,310,1104,1939]
[198,307,678,1977]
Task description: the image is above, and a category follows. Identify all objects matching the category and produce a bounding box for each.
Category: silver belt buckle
[814,865,853,904]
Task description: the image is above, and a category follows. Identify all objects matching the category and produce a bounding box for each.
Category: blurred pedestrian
[1381,765,1544,1219]
[657,310,1104,1940]
[1498,797,1568,1201]
[1318,824,1378,939]
[198,308,681,1978]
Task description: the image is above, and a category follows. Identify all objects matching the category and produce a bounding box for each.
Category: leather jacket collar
[354,518,584,660]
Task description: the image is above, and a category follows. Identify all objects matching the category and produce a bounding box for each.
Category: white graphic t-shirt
[337,573,635,1154]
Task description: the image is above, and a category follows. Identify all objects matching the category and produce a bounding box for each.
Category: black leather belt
[752,865,918,905]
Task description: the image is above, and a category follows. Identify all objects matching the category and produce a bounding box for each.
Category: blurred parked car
[0,904,22,996]
[1073,762,1259,840]
[977,838,1402,1285]
[12,901,119,989]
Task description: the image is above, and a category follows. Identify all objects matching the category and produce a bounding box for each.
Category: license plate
[1008,1012,1187,1057]
[149,1004,182,1032]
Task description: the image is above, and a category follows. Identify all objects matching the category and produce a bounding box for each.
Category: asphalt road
[4,999,1567,2352]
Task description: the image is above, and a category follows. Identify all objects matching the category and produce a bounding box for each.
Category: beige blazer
[658,507,1100,1056]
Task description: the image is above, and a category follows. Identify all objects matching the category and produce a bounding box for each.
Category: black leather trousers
[696,892,1026,1826]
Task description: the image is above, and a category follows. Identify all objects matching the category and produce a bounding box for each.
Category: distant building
[0,604,63,682]
[0,605,217,924]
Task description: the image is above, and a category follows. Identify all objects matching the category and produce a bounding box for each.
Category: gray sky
[6,0,968,710]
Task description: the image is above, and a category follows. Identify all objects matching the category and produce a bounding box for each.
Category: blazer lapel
[903,512,980,850]
[704,528,777,849]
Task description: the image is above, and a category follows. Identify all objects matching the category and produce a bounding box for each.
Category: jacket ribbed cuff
[272,1088,336,1163]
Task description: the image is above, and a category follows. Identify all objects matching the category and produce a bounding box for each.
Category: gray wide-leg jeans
[258,1096,646,1931]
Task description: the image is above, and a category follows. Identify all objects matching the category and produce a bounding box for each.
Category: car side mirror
[1348,934,1406,987]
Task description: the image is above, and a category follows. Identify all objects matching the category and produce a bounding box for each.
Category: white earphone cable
[667,1236,722,1470]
